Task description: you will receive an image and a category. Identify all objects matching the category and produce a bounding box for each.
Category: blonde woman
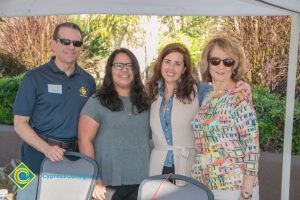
[192,35,260,200]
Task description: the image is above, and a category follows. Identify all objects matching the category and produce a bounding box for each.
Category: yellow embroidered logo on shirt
[79,86,87,97]
[8,162,36,190]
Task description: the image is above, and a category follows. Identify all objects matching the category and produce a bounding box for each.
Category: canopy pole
[281,13,300,200]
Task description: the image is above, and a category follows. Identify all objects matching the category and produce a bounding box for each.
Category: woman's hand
[92,179,106,200]
[240,175,255,200]
[235,81,252,98]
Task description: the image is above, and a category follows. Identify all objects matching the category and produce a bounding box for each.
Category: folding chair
[138,174,214,200]
[37,152,97,200]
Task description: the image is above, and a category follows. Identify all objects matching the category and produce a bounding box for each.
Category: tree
[72,15,145,52]
[222,16,300,97]
[0,16,67,69]
[69,15,146,84]
[157,16,216,78]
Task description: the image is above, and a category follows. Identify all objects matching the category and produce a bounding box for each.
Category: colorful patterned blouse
[191,89,259,191]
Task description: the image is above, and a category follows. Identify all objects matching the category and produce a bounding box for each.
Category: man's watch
[241,191,252,199]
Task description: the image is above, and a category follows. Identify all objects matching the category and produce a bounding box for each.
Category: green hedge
[0,74,24,124]
[0,76,299,155]
[252,85,300,155]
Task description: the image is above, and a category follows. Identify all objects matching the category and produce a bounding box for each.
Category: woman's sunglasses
[208,57,235,67]
[57,38,83,47]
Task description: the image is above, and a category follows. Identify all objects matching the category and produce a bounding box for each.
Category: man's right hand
[44,145,65,162]
[14,115,66,162]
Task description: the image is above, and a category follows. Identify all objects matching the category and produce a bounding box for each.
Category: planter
[0,125,22,167]
[259,152,300,200]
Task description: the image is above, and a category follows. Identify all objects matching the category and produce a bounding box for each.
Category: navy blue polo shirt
[14,56,95,139]
[13,57,95,173]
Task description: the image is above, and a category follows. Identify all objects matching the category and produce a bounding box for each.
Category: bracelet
[241,191,252,199]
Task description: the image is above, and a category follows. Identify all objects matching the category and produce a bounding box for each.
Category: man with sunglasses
[13,22,95,199]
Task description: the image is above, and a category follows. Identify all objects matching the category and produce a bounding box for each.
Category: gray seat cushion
[37,152,97,200]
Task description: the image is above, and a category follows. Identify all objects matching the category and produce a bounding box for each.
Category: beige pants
[212,186,259,200]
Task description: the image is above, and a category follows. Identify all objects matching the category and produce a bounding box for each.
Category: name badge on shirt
[48,84,62,94]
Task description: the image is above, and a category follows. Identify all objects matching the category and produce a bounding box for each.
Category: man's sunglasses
[112,63,133,70]
[208,57,235,67]
[57,38,83,47]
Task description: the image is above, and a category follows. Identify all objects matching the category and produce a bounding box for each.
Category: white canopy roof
[0,1,299,200]
[0,0,299,17]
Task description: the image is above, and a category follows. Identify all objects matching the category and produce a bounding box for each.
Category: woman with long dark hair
[78,48,150,200]
[148,43,202,180]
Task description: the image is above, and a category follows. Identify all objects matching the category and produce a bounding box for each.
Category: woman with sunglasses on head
[191,35,260,200]
[78,48,150,200]
[147,43,251,183]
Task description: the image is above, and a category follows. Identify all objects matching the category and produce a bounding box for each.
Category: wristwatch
[241,191,252,199]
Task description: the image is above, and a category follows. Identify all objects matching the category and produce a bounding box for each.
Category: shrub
[0,52,26,78]
[252,85,300,155]
[0,74,24,125]
[224,16,300,99]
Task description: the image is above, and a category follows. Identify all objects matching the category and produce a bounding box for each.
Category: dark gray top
[81,95,150,186]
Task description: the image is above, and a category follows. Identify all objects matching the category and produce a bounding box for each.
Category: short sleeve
[87,75,96,96]
[80,95,102,123]
[13,72,36,117]
[91,80,96,95]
